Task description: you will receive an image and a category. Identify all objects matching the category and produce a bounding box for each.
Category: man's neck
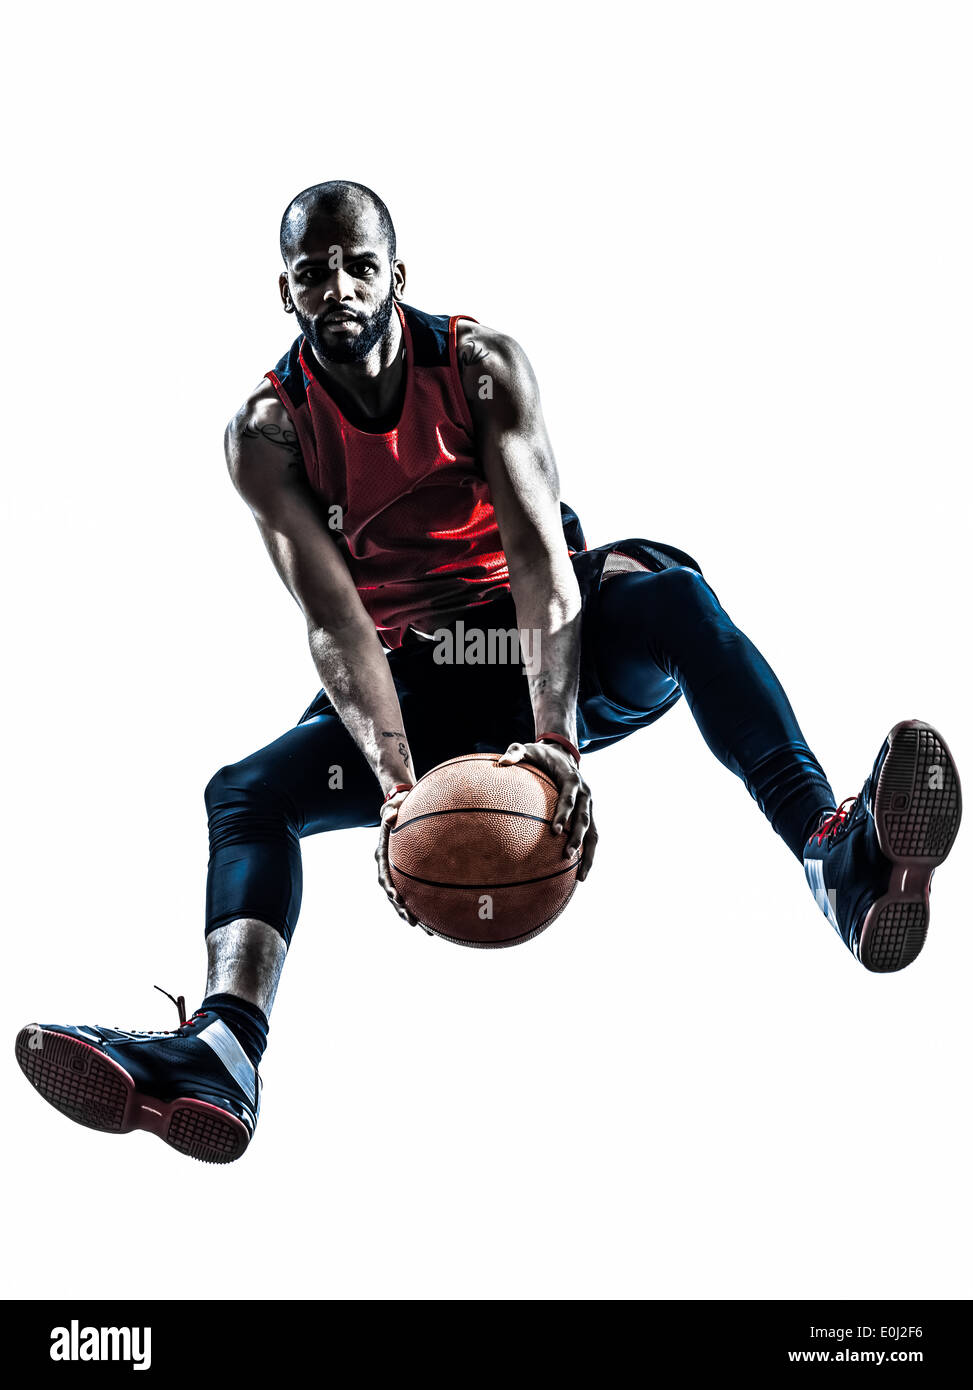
[306,308,405,423]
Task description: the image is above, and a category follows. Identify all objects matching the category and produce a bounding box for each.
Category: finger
[497,742,527,766]
[376,830,392,882]
[376,820,417,924]
[564,789,591,856]
[384,878,416,924]
[577,821,598,881]
[552,780,579,834]
[376,832,403,904]
[382,871,406,912]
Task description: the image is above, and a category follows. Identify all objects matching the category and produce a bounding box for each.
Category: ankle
[200,992,269,1068]
[802,804,836,850]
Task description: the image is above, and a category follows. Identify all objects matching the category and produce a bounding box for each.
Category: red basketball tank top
[266,303,513,649]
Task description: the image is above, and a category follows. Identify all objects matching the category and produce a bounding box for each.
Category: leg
[201,704,387,1030]
[205,922,287,1017]
[14,659,520,1162]
[588,567,836,861]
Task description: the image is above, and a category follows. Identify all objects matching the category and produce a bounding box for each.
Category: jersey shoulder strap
[266,336,308,413]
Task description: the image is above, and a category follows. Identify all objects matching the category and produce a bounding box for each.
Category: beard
[297,288,397,365]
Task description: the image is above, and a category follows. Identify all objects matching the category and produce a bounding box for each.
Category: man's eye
[352,263,376,278]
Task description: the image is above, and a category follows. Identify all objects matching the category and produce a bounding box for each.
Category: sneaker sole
[856,720,962,972]
[14,1027,251,1164]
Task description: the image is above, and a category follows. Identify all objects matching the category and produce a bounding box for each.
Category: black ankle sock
[200,993,269,1068]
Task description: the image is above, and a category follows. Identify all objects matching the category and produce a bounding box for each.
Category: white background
[3,0,970,1300]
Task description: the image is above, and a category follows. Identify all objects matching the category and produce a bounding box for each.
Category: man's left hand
[497,740,597,881]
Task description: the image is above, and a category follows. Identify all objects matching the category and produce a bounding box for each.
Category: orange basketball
[388,753,580,947]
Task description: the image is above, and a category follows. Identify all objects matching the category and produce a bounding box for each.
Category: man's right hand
[375,789,433,933]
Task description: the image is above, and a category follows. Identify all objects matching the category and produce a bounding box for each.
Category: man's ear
[279,271,295,314]
[392,259,406,300]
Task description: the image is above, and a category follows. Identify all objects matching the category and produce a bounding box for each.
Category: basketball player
[16,182,962,1163]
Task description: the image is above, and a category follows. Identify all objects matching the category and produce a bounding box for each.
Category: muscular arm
[224,381,414,796]
[458,324,582,747]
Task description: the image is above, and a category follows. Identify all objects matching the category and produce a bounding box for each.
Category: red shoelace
[811,796,859,846]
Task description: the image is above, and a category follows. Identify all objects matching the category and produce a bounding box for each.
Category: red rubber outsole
[857,721,962,973]
[14,1027,250,1164]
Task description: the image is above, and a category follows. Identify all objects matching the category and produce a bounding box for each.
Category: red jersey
[267,302,530,649]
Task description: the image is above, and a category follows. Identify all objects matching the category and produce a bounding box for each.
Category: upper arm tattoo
[242,421,303,472]
[458,337,490,370]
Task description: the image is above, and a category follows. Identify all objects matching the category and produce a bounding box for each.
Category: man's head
[278,181,405,365]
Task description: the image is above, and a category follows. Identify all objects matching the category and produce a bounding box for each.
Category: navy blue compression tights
[204,566,836,945]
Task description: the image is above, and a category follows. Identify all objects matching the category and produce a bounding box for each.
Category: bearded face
[294,281,397,365]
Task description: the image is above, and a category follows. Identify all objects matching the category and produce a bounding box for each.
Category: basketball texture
[388,753,580,947]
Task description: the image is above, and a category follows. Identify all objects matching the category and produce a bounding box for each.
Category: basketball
[388,753,580,947]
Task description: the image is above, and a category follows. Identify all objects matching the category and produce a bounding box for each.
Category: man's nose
[322,267,355,301]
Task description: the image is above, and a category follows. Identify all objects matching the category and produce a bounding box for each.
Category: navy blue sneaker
[14,992,260,1163]
[803,720,962,971]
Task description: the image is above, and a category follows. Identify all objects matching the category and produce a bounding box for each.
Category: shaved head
[280,180,396,265]
[277,181,404,366]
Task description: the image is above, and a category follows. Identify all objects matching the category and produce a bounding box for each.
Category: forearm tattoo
[382,729,411,767]
[243,422,303,471]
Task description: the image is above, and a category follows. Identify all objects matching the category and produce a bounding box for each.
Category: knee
[619,567,730,657]
[204,760,290,821]
[204,760,301,861]
[649,564,723,618]
[204,763,237,816]
[654,564,711,599]
[605,563,715,619]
